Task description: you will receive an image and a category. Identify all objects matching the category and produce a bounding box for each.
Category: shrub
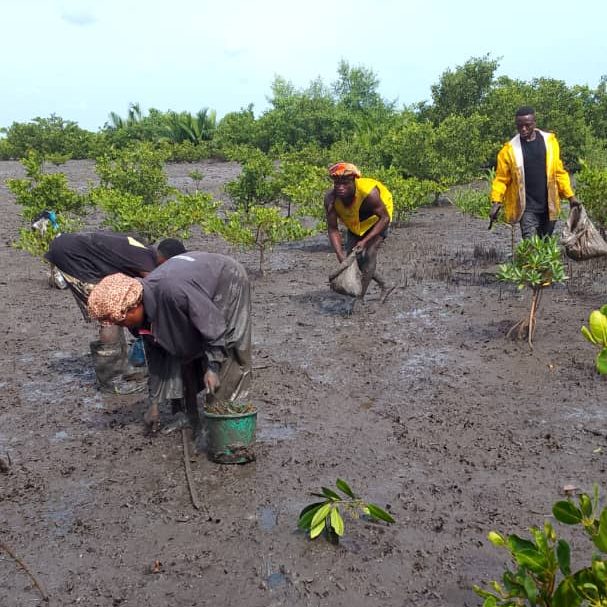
[94,142,174,205]
[576,161,607,232]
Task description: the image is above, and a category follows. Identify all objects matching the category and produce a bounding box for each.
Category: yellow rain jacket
[490,130,574,224]
[334,178,393,236]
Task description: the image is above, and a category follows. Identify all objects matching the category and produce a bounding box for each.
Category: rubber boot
[90,340,145,395]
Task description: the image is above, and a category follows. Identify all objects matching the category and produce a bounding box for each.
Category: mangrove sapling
[497,235,567,347]
[298,478,394,543]
[581,305,607,374]
[474,485,607,607]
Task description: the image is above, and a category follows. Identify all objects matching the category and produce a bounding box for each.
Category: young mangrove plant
[474,486,607,607]
[298,478,394,543]
[581,305,607,374]
[497,235,567,347]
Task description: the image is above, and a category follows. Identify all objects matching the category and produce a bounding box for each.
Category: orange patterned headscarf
[88,273,143,323]
[328,162,361,179]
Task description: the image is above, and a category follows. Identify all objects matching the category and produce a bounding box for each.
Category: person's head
[88,273,145,328]
[328,162,361,199]
[156,238,186,264]
[515,106,537,141]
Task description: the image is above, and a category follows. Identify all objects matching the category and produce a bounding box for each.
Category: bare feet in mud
[143,402,160,433]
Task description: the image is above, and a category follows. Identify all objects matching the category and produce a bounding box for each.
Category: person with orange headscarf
[88,251,252,437]
[324,162,394,302]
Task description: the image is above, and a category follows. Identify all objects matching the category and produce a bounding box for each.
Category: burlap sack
[329,252,363,297]
[561,204,607,261]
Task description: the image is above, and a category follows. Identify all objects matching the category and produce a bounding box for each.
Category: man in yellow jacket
[489,106,579,238]
[324,162,394,301]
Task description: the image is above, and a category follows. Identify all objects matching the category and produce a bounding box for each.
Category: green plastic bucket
[203,408,257,464]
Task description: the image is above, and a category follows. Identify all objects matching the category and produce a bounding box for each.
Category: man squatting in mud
[324,162,395,302]
[489,106,580,238]
[87,251,252,437]
[44,230,185,393]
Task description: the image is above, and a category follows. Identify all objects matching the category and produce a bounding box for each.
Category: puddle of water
[51,430,69,442]
[257,422,296,442]
[258,505,277,531]
[266,571,287,589]
[563,405,607,422]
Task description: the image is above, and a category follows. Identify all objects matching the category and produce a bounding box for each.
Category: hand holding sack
[561,203,607,261]
[329,251,363,297]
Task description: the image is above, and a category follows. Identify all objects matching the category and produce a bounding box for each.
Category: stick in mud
[0,539,50,602]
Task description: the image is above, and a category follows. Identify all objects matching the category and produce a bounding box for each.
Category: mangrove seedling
[474,485,607,607]
[581,305,607,374]
[497,235,567,347]
[298,478,394,543]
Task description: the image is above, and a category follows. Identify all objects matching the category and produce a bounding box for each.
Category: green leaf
[597,349,607,375]
[335,478,355,498]
[298,502,326,529]
[522,573,537,603]
[330,506,345,536]
[593,508,607,552]
[366,503,395,523]
[580,493,593,518]
[310,519,325,539]
[507,534,536,552]
[557,539,571,575]
[553,500,583,525]
[553,577,583,607]
[487,531,506,547]
[310,503,331,529]
[582,325,598,345]
[321,486,341,501]
[514,548,548,574]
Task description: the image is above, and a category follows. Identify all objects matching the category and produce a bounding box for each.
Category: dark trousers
[520,211,555,240]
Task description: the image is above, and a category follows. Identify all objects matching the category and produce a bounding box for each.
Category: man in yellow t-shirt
[324,162,394,301]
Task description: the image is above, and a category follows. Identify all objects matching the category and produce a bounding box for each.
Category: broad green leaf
[580,493,593,518]
[593,508,607,552]
[583,324,599,344]
[335,478,355,498]
[330,507,345,536]
[507,534,537,552]
[310,519,325,539]
[366,503,395,523]
[553,500,583,525]
[589,310,607,345]
[557,539,571,575]
[522,573,537,603]
[310,503,331,529]
[514,548,548,574]
[600,305,607,316]
[321,486,341,501]
[597,349,607,375]
[298,502,325,529]
[482,597,497,607]
[553,577,583,607]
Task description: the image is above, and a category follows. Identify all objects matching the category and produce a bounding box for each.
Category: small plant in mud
[581,306,607,374]
[474,485,607,607]
[497,235,567,347]
[298,479,394,543]
[210,206,312,275]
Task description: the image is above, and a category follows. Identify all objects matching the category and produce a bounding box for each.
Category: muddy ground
[2,160,607,607]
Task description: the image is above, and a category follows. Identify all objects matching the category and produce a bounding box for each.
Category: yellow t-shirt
[334,178,393,236]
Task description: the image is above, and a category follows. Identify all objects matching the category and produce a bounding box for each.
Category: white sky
[1,0,606,131]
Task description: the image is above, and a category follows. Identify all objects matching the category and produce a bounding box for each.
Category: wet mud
[2,160,607,606]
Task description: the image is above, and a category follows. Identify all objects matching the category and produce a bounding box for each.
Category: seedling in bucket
[203,402,257,464]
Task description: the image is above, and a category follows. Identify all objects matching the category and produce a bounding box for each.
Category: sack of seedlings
[329,251,363,297]
[561,203,607,261]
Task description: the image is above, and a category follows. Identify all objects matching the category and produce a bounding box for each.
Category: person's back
[45,231,157,282]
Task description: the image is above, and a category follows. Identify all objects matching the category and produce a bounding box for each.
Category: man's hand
[352,242,365,255]
[569,197,581,208]
[204,369,220,394]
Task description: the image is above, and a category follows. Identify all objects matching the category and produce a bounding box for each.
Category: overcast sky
[1,0,606,131]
